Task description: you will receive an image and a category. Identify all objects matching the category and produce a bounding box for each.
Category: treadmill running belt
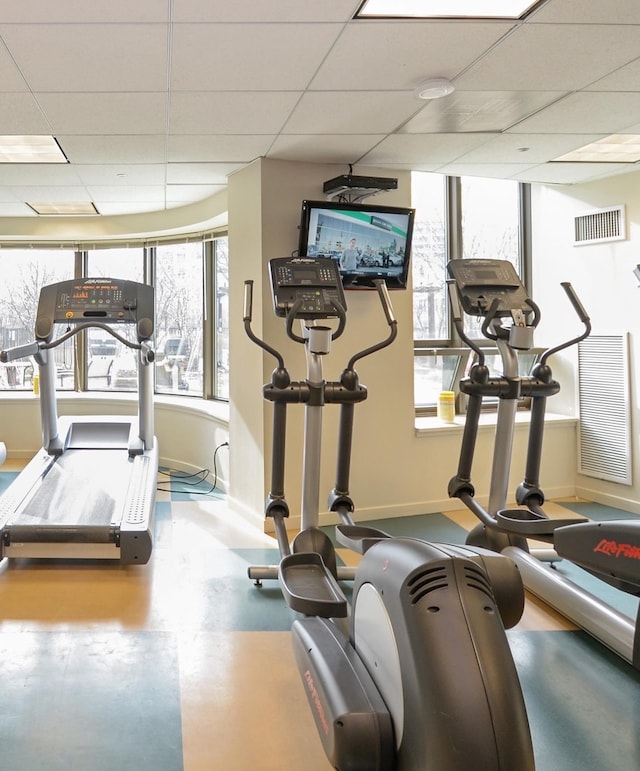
[12,449,131,528]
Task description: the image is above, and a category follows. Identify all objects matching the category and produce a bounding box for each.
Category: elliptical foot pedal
[279,552,348,618]
[335,524,391,554]
[497,508,588,542]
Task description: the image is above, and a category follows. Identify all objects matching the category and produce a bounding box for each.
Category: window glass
[214,237,229,400]
[461,177,521,339]
[86,248,144,391]
[155,242,204,396]
[411,173,447,341]
[0,249,75,390]
[414,352,465,408]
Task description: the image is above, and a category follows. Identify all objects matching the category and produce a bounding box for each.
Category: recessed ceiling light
[356,0,543,19]
[554,135,640,163]
[414,77,455,99]
[0,135,67,164]
[27,202,99,216]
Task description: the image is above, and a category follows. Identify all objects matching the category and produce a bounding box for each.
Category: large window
[0,249,75,390]
[412,173,529,411]
[0,236,229,402]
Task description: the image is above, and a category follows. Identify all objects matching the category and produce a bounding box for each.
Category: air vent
[464,564,495,602]
[407,565,448,604]
[574,205,625,245]
[578,334,631,485]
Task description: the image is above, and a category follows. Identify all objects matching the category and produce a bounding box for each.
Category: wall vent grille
[574,205,625,245]
[577,333,631,485]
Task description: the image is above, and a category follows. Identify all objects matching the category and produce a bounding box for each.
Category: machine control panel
[35,278,155,341]
[447,259,530,316]
[269,257,347,318]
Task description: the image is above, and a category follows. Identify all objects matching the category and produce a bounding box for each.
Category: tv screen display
[298,199,415,289]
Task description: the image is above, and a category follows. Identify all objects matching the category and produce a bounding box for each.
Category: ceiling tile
[360,133,497,165]
[267,134,386,163]
[401,91,567,133]
[0,24,168,92]
[166,163,243,184]
[531,0,640,24]
[168,135,273,163]
[170,23,343,91]
[282,91,420,134]
[455,24,640,92]
[37,93,167,135]
[454,133,607,163]
[0,93,54,134]
[510,92,640,134]
[173,0,361,22]
[309,21,515,91]
[58,135,167,164]
[168,92,300,135]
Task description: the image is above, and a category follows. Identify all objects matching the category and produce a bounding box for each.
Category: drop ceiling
[1,0,640,218]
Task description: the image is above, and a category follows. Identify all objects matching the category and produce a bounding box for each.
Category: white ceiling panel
[0,24,168,92]
[267,134,386,163]
[86,185,166,203]
[170,24,343,91]
[36,93,167,135]
[75,165,166,186]
[401,91,567,133]
[166,163,243,184]
[168,136,273,163]
[282,92,421,135]
[531,0,640,24]
[0,1,169,23]
[510,92,640,134]
[511,161,635,184]
[360,133,497,165]
[309,21,515,91]
[8,186,93,202]
[436,162,540,179]
[456,24,640,92]
[173,0,361,23]
[59,136,167,164]
[454,133,607,164]
[165,184,226,202]
[0,94,53,134]
[168,92,301,135]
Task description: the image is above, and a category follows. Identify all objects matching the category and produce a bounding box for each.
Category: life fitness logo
[303,670,330,736]
[594,539,640,560]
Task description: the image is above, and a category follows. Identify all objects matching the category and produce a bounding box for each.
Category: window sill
[0,390,230,424]
[415,411,576,437]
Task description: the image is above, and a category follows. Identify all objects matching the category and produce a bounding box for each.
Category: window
[0,249,75,390]
[86,247,144,392]
[412,173,530,411]
[213,237,229,400]
[0,235,230,404]
[155,242,204,397]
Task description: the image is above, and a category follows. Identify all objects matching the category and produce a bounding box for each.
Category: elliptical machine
[447,258,640,671]
[244,256,534,771]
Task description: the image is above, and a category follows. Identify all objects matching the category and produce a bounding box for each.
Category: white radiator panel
[577,333,631,485]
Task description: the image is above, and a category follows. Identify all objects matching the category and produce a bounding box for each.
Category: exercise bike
[244,256,534,771]
[446,257,640,671]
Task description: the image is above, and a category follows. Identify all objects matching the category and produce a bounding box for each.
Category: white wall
[531,169,640,511]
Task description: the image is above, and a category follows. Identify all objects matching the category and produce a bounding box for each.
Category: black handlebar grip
[560,282,590,324]
[373,279,396,326]
[243,280,254,322]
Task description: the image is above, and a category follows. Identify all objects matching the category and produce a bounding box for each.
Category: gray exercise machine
[244,257,534,771]
[0,277,158,564]
[447,258,640,670]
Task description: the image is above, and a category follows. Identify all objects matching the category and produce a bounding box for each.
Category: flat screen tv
[298,199,415,289]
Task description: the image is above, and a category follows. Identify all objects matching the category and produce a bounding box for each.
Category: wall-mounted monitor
[298,199,415,289]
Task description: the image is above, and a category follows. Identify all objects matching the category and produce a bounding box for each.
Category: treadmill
[0,278,158,564]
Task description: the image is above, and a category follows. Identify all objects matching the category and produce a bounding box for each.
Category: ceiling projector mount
[322,173,398,203]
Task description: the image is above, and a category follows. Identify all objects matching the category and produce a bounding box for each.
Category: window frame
[412,173,532,415]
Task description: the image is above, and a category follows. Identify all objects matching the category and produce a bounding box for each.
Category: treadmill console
[269,257,347,318]
[35,278,155,341]
[447,259,530,316]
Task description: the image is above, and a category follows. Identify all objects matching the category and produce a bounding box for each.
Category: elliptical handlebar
[243,279,286,371]
[447,279,486,367]
[346,279,398,371]
[540,282,591,366]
